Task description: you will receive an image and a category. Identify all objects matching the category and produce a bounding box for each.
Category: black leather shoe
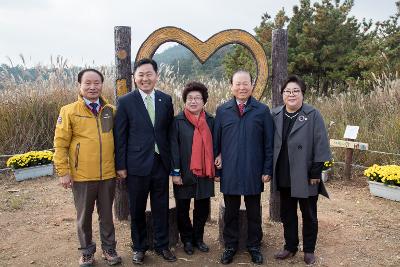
[220,248,236,264]
[194,241,209,252]
[304,252,316,265]
[274,249,296,260]
[248,248,263,265]
[156,249,177,262]
[183,242,194,255]
[132,251,144,265]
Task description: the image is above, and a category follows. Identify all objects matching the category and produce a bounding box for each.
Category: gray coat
[271,104,331,198]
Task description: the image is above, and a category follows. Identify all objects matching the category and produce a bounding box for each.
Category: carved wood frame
[135,26,268,99]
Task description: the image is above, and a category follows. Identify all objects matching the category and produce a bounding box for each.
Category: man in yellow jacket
[53,69,121,267]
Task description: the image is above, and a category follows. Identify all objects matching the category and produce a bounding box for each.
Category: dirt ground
[0,171,399,267]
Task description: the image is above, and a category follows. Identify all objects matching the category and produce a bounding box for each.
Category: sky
[0,0,398,67]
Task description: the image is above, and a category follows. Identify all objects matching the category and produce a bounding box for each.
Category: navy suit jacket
[214,97,274,195]
[114,89,174,176]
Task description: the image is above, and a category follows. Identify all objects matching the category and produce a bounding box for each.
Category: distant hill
[153,44,232,80]
[153,45,193,65]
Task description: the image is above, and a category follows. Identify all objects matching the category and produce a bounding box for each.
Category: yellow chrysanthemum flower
[6,150,54,169]
[365,164,400,186]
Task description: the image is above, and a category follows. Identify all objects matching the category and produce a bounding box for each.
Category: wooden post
[145,199,179,249]
[114,26,132,221]
[330,138,368,179]
[271,29,287,108]
[269,29,288,222]
[207,200,212,222]
[114,26,132,99]
[344,138,354,179]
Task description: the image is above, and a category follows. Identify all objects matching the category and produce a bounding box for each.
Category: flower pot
[13,164,54,182]
[368,180,400,202]
[321,169,331,183]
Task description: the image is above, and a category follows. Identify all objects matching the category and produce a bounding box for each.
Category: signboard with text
[330,139,369,150]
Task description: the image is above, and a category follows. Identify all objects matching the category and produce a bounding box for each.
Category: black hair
[133,58,158,74]
[280,75,306,95]
[77,68,104,83]
[182,81,209,104]
[230,70,253,85]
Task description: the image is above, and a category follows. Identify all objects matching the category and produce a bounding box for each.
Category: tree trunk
[145,198,179,249]
[114,26,132,221]
[322,80,329,96]
[269,29,288,222]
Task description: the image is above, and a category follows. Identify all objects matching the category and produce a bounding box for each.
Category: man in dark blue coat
[214,70,274,265]
[114,58,176,264]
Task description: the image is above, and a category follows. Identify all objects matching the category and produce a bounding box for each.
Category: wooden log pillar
[115,26,132,99]
[207,201,212,222]
[218,197,262,251]
[344,138,355,179]
[145,198,179,249]
[269,29,288,222]
[114,26,132,221]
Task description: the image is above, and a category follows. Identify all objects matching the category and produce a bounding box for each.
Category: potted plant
[6,150,54,181]
[321,159,334,183]
[364,164,400,202]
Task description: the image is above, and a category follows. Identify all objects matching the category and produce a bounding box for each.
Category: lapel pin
[158,99,162,101]
[299,115,305,122]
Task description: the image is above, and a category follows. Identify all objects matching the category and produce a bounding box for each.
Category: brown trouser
[72,178,116,255]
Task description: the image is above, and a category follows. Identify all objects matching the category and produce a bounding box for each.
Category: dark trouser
[279,188,318,253]
[223,194,262,250]
[176,197,210,244]
[72,178,117,255]
[126,154,169,252]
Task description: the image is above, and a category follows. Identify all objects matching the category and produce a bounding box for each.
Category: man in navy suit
[114,58,176,264]
[214,70,274,265]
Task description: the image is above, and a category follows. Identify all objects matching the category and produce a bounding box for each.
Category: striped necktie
[89,102,98,116]
[238,103,245,116]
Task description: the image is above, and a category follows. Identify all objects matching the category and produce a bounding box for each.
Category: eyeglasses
[283,89,302,96]
[186,97,203,103]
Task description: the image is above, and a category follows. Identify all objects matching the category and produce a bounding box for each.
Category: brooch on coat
[299,115,308,122]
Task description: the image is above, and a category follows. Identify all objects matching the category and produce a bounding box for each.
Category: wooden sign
[330,138,368,179]
[330,139,369,151]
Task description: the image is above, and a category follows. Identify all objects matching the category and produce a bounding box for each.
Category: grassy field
[0,64,399,168]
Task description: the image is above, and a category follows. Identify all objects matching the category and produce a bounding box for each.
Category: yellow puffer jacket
[53,96,116,182]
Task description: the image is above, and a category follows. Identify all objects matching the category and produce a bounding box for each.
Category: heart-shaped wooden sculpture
[135,26,268,100]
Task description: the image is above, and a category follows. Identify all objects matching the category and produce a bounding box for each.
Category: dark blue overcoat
[214,97,274,195]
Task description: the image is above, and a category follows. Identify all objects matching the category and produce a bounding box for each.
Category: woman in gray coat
[170,82,215,256]
[271,75,331,265]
